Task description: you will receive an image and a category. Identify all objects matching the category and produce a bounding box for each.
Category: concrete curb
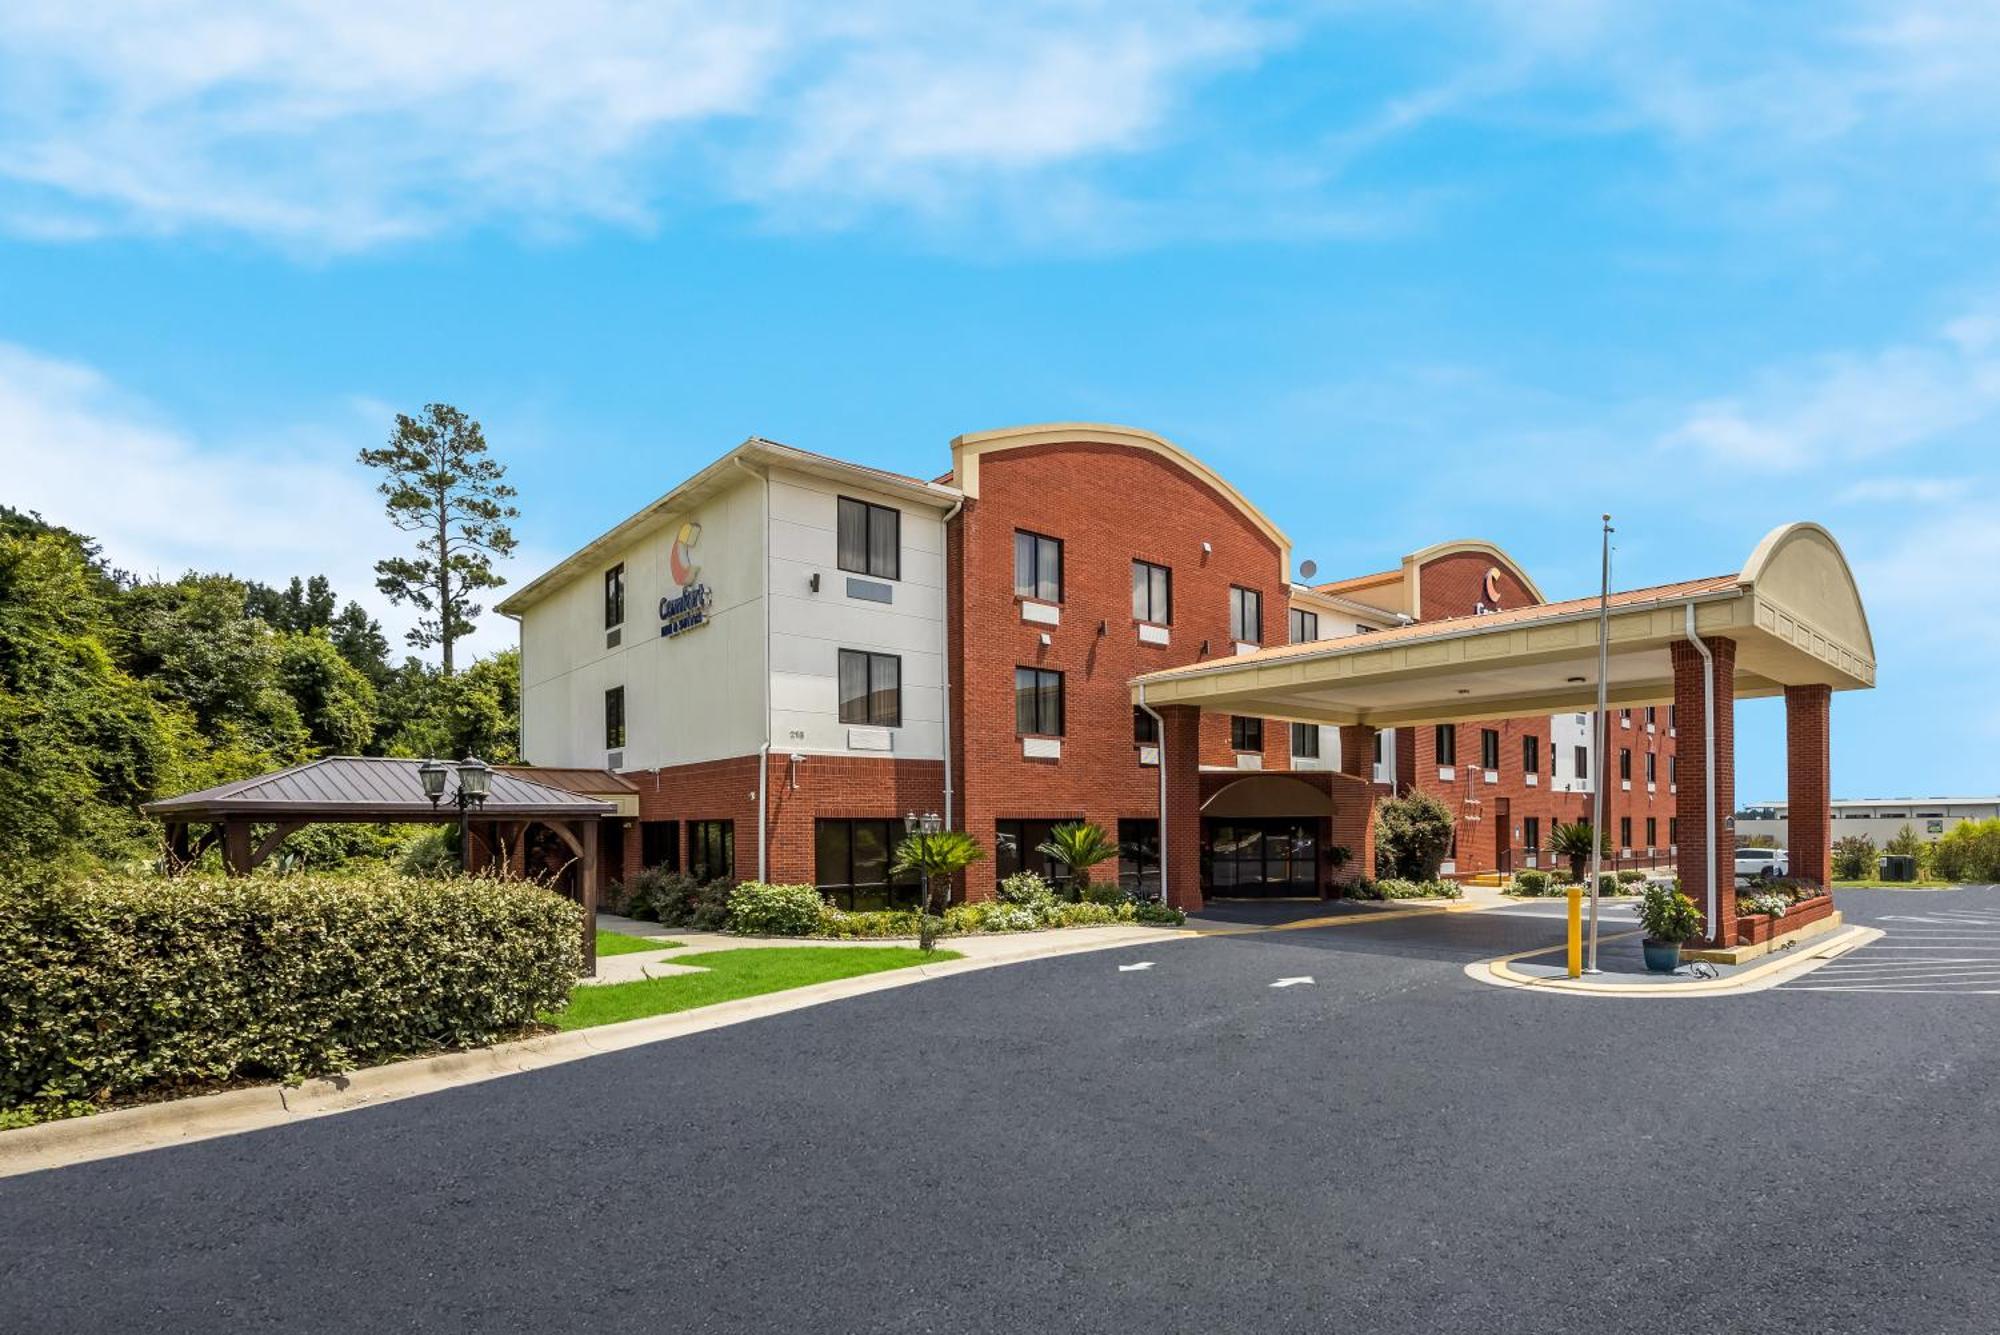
[1464,923,1883,998]
[0,926,1185,1180]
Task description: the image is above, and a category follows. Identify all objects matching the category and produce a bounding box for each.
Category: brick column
[1786,684,1832,888]
[1337,724,1379,887]
[1160,705,1205,912]
[1671,636,1737,946]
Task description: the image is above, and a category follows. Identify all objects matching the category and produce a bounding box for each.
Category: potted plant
[1636,881,1704,972]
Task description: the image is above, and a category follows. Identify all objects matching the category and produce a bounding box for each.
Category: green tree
[246,575,392,685]
[274,632,379,756]
[1037,821,1119,892]
[1375,791,1457,881]
[0,529,184,876]
[1547,821,1606,883]
[379,649,521,762]
[1832,834,1878,881]
[359,404,518,675]
[890,829,986,953]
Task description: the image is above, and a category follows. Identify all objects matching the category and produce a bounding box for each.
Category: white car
[1736,847,1790,882]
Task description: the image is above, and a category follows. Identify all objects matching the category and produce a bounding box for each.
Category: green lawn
[595,929,685,957]
[549,946,959,1030]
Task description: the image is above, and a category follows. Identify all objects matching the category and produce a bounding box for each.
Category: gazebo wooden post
[221,821,254,877]
[581,818,599,977]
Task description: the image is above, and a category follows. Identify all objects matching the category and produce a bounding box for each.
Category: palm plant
[1036,821,1119,894]
[890,829,986,952]
[1547,821,1604,884]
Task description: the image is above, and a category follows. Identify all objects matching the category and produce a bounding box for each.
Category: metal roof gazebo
[142,756,617,973]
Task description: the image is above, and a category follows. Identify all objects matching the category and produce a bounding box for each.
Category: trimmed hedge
[1,872,581,1118]
[726,881,826,936]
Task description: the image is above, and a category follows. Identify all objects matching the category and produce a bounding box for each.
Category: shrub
[1371,877,1462,901]
[1374,792,1456,880]
[997,871,1057,909]
[1833,834,1878,881]
[1929,819,2000,884]
[1616,869,1647,885]
[1512,870,1553,896]
[623,869,730,930]
[1638,882,1703,943]
[819,907,920,938]
[1080,881,1129,907]
[0,872,580,1118]
[725,881,825,936]
[1130,899,1186,925]
[398,828,458,878]
[1742,890,1789,918]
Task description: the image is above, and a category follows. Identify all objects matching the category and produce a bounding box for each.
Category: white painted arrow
[1269,976,1315,988]
[1118,961,1155,972]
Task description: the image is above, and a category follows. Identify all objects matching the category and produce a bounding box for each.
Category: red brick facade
[1672,635,1737,945]
[1785,684,1832,888]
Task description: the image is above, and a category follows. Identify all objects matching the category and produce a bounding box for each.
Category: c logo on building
[1482,567,1503,605]
[669,521,702,588]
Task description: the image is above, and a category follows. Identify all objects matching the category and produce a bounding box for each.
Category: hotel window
[603,686,626,750]
[689,820,734,882]
[1015,667,1064,736]
[996,818,1074,888]
[1645,752,1657,783]
[640,820,679,871]
[1290,723,1319,759]
[1132,559,1172,623]
[1373,731,1383,764]
[1574,745,1589,779]
[1133,706,1160,745]
[1014,530,1063,602]
[1480,728,1500,769]
[837,497,900,580]
[1619,708,1632,723]
[1670,817,1678,845]
[837,649,901,727]
[1620,817,1633,848]
[1523,734,1541,773]
[1669,704,1677,729]
[1117,819,1162,896]
[1646,817,1658,848]
[1523,817,1540,854]
[1230,586,1263,643]
[1645,706,1657,726]
[1619,748,1632,781]
[1232,716,1263,751]
[815,819,922,911]
[1434,725,1457,765]
[1289,607,1319,643]
[604,563,625,628]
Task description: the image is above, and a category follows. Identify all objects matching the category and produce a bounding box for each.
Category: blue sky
[2,1,1994,801]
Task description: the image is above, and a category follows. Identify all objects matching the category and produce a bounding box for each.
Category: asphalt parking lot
[4,887,1998,1334]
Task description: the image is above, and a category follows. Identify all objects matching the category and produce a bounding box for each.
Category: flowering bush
[725,881,826,936]
[1742,890,1790,918]
[997,871,1057,909]
[1354,877,1462,901]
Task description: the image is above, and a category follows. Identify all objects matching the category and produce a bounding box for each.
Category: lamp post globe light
[421,756,492,872]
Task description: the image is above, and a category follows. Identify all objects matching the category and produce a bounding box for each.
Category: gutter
[940,497,965,829]
[735,456,773,883]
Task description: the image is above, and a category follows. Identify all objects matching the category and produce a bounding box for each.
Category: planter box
[1735,892,1834,946]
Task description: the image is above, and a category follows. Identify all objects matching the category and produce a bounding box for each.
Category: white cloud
[0,1,1273,249]
[1659,305,2000,470]
[1836,477,1958,504]
[0,342,540,660]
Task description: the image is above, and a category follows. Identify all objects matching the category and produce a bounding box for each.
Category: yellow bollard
[1567,885,1584,978]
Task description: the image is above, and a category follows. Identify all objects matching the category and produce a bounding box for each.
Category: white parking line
[1779,906,2000,994]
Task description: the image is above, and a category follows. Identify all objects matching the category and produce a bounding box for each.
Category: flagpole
[1586,513,1612,974]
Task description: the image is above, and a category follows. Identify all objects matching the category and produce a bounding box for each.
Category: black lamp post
[421,756,492,872]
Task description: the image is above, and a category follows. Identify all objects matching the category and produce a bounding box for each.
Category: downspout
[735,456,772,882]
[939,497,964,829]
[1136,683,1168,904]
[1684,604,1717,938]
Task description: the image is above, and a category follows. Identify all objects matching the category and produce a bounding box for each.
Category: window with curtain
[1435,725,1457,764]
[837,497,900,580]
[1523,734,1540,773]
[1290,723,1319,758]
[1231,716,1263,751]
[1015,667,1064,735]
[1131,559,1171,623]
[1288,607,1318,643]
[604,564,625,628]
[1229,586,1262,643]
[1013,530,1063,601]
[837,649,901,727]
[1480,728,1500,769]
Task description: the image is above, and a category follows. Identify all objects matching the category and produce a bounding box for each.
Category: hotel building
[499,425,1682,909]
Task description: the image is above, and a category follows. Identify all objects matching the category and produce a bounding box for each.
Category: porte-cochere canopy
[1131,522,1873,727]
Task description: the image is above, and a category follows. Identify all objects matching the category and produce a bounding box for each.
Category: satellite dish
[1299,559,1318,581]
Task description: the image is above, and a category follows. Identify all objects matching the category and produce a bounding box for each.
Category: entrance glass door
[1203,818,1320,896]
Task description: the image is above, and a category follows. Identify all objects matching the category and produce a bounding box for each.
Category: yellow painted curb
[1465,924,1882,998]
